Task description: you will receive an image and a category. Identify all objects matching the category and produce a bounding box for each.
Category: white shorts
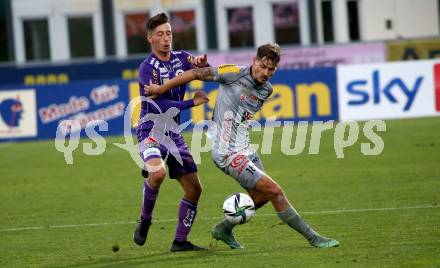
[212,149,266,190]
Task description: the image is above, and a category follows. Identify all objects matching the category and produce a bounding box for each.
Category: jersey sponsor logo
[173,61,183,69]
[245,94,261,109]
[249,95,258,101]
[152,69,159,84]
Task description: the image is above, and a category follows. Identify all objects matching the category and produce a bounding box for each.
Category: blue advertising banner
[0,80,130,142]
[37,80,130,140]
[0,67,338,142]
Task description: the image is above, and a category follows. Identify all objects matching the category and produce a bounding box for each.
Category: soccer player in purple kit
[133,12,209,252]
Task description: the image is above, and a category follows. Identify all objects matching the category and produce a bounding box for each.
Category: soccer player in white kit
[145,43,339,249]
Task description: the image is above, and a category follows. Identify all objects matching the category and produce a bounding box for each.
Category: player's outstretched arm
[144,67,215,96]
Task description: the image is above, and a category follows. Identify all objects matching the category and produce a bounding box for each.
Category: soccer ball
[223,193,256,224]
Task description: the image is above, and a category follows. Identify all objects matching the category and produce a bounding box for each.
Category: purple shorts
[138,136,197,179]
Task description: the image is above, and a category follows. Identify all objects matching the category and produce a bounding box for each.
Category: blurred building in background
[0,0,438,64]
[1,0,439,143]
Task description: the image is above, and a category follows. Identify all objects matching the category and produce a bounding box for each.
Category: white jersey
[208,64,273,156]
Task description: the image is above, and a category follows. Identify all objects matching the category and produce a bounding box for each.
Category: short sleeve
[139,61,161,87]
[213,64,242,83]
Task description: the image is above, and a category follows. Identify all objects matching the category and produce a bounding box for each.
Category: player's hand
[193,91,209,106]
[144,80,162,97]
[192,54,208,68]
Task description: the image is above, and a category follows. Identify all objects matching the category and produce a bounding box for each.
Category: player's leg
[175,172,202,242]
[248,190,269,209]
[211,152,266,249]
[169,172,205,252]
[247,154,270,210]
[133,157,166,246]
[177,171,202,204]
[211,190,268,249]
[168,141,206,252]
[134,139,167,246]
[253,175,339,248]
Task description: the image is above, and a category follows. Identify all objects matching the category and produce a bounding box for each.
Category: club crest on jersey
[187,55,194,64]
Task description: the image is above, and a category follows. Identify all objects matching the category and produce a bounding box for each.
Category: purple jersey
[136,51,195,142]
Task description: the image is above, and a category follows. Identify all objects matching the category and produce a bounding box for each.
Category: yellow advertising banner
[388,38,440,61]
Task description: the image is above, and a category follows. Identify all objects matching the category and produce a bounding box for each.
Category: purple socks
[174,198,198,242]
[140,180,159,221]
[140,181,198,242]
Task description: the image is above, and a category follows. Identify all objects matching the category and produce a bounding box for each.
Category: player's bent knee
[186,183,202,199]
[148,168,166,185]
[265,185,284,200]
[194,182,203,194]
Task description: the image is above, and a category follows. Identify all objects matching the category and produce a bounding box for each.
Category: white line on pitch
[1,204,438,232]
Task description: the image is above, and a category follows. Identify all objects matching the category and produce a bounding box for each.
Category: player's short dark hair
[146,12,170,34]
[256,43,281,65]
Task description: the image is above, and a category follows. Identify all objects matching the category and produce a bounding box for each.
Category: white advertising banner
[0,89,37,138]
[337,60,440,120]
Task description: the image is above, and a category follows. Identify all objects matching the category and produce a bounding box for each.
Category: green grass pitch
[1,117,439,267]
